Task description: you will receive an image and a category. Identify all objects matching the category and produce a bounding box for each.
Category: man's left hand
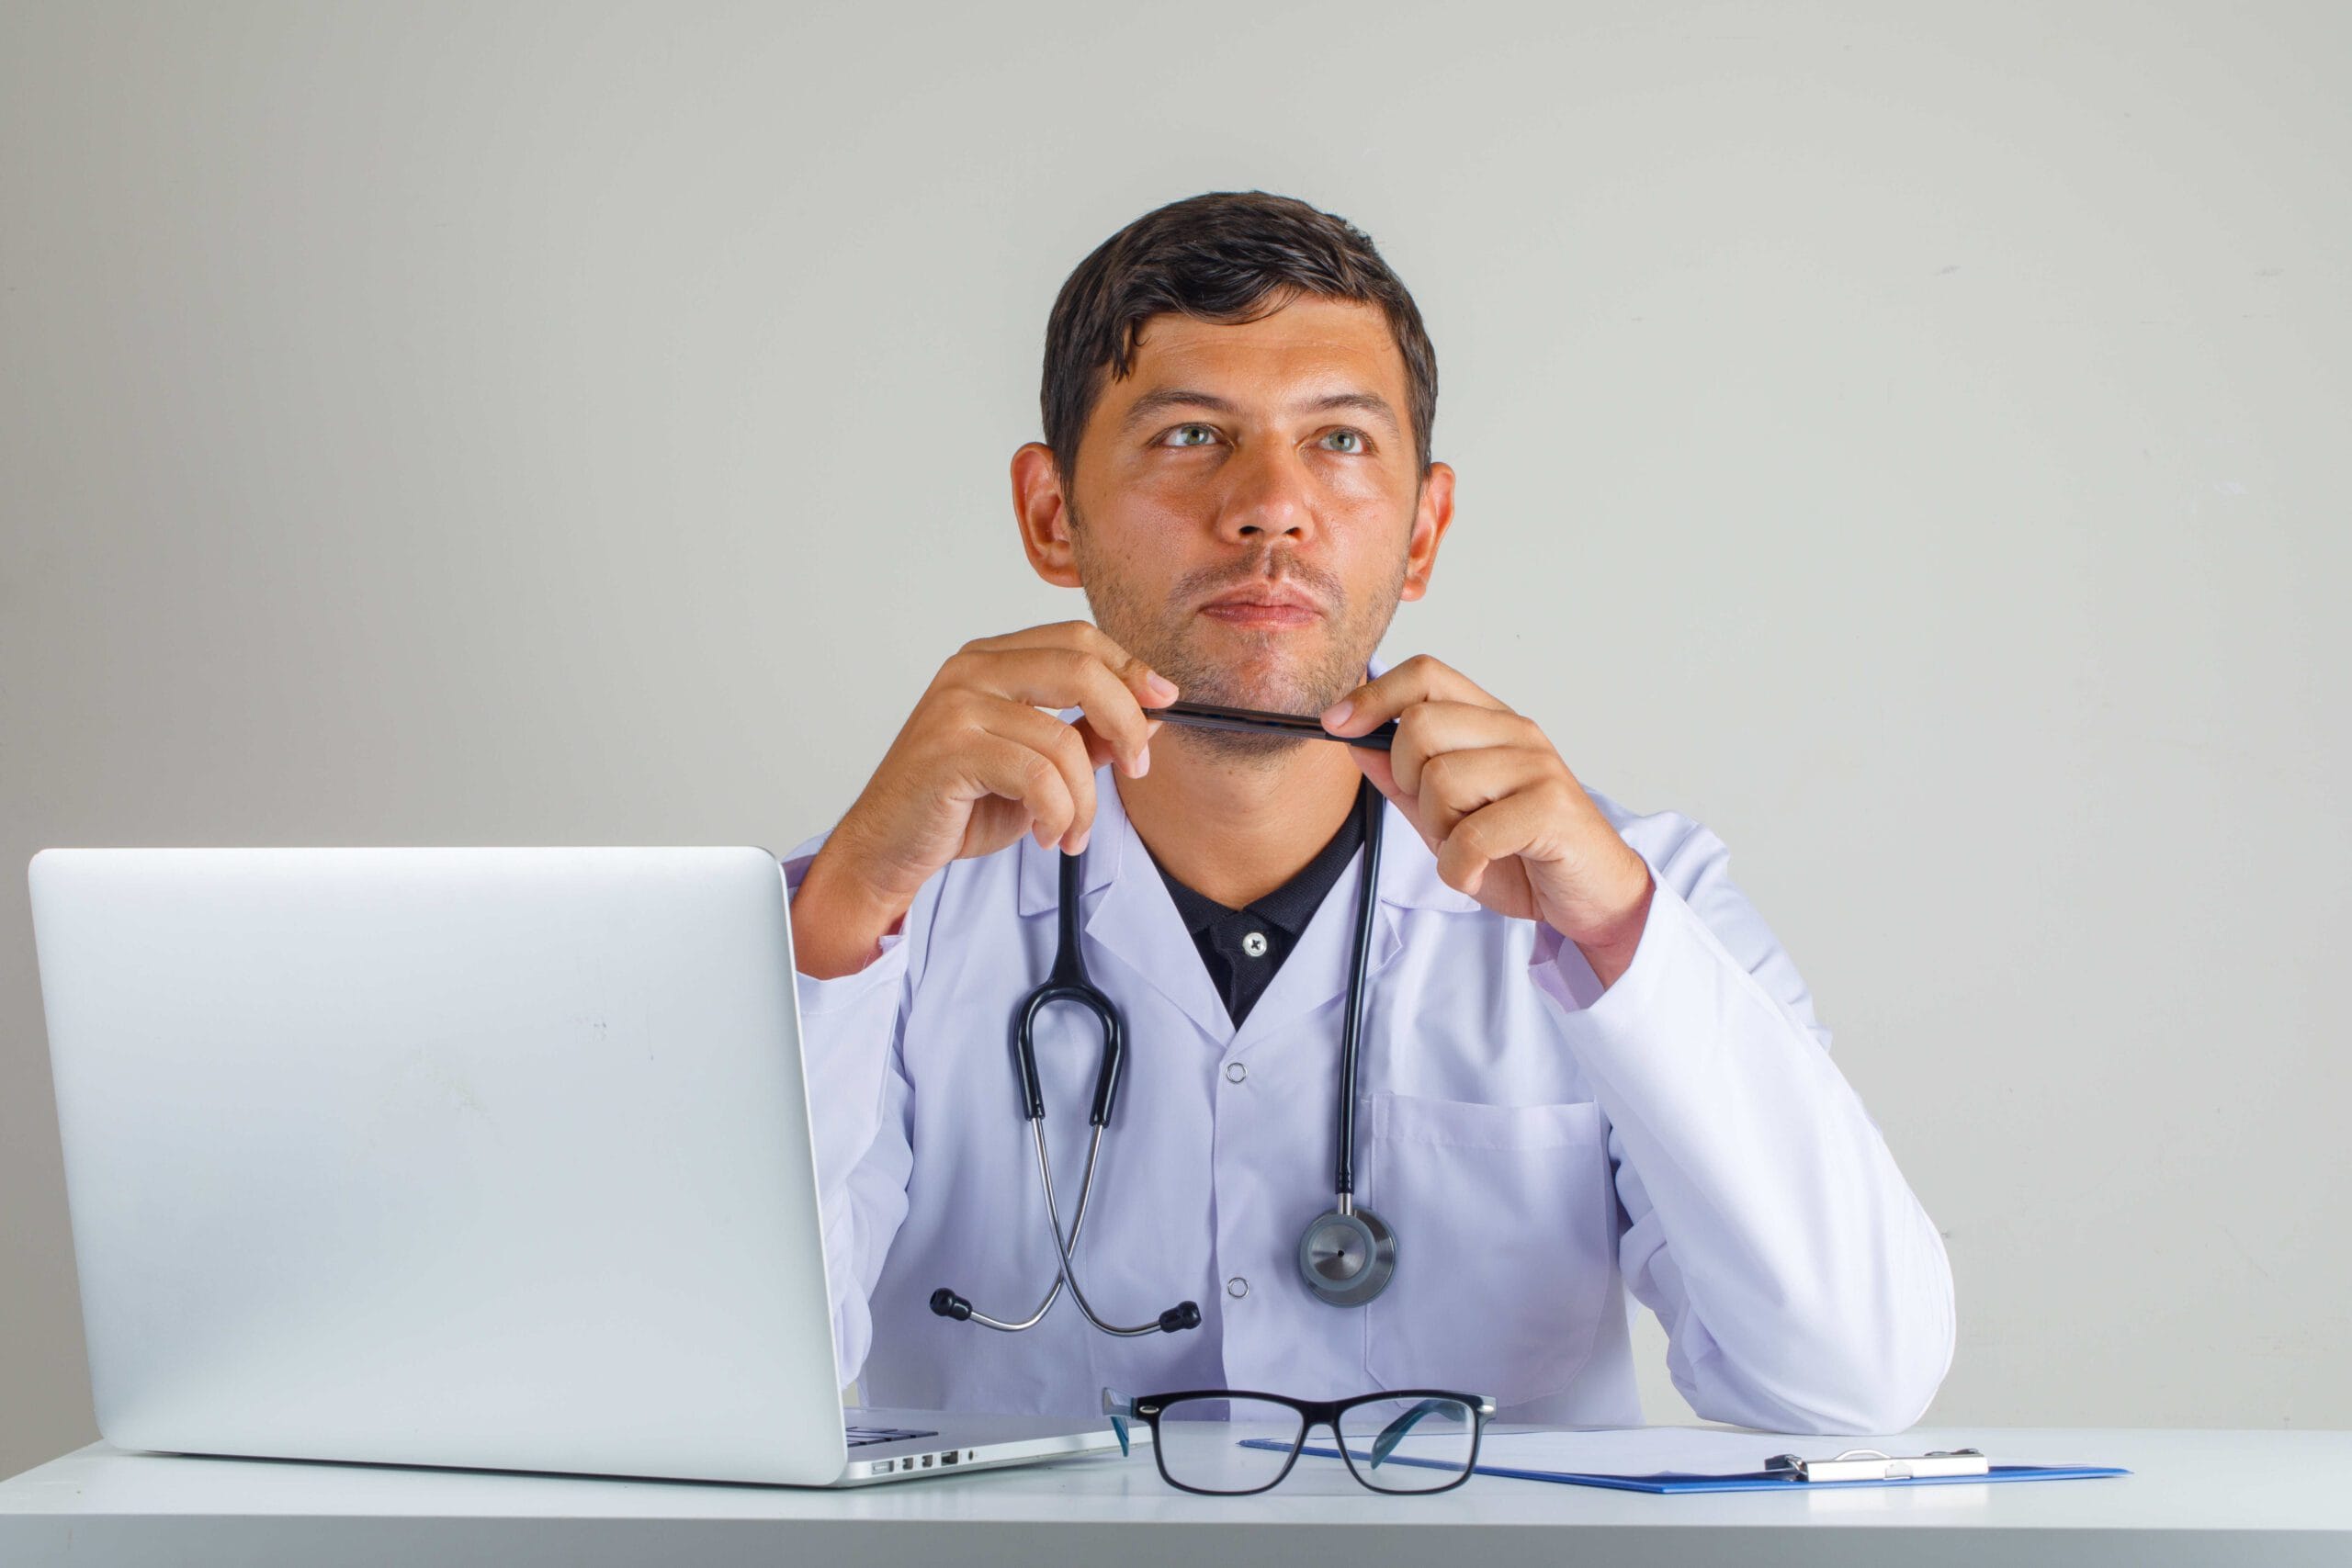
[1322,655,1657,985]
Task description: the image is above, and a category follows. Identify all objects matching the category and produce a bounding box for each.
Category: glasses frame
[1104,1386,1498,1496]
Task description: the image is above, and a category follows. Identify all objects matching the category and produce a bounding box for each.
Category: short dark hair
[1041,191,1438,488]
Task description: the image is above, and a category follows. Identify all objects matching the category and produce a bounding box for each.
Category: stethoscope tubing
[936,776,1391,1335]
[1028,1121,1183,1337]
[954,1121,1108,1332]
[1332,772,1384,1200]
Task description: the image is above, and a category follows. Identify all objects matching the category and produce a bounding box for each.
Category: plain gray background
[4,1,2346,1482]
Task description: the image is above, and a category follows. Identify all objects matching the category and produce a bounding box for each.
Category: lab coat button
[1240,930,1269,958]
[1224,1062,1247,1083]
[1226,1276,1250,1299]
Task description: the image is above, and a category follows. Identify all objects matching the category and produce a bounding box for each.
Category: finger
[959,645,1167,776]
[950,644,1152,771]
[1387,700,1542,799]
[1321,652,1510,738]
[951,729,1080,852]
[1069,713,1169,777]
[1348,745,1442,854]
[1351,742,1403,810]
[1068,716,1123,774]
[975,702,1100,852]
[1061,619,1182,707]
[1067,714,1171,788]
[1413,746,1557,843]
[967,622,1180,716]
[962,618,1140,669]
[1433,791,1555,897]
[1051,623,1184,744]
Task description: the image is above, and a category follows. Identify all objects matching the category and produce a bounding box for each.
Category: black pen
[1141,698,1396,751]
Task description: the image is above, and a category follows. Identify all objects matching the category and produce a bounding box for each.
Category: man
[785,190,1952,1434]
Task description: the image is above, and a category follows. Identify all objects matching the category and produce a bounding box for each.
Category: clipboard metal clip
[1763,1447,1988,1483]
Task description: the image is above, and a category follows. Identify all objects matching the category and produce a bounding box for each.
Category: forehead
[1112,294,1407,407]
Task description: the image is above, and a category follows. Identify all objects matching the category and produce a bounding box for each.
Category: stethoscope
[929,773,1396,1336]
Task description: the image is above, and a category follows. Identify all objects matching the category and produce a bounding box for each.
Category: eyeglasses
[1102,1385,1497,1495]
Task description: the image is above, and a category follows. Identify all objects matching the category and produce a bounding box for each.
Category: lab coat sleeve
[780,828,921,1392]
[1525,816,1955,1435]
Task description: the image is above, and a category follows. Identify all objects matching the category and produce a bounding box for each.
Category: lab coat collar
[1014,649,1481,1047]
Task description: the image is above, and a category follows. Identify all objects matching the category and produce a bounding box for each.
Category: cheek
[1329,458,1403,501]
[1089,463,1204,535]
[1124,465,1223,522]
[1074,534,1183,617]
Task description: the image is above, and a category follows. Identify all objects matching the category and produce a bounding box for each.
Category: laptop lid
[28,845,852,1485]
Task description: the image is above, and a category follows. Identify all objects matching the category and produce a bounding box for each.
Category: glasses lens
[1334,1396,1479,1492]
[1150,1396,1306,1494]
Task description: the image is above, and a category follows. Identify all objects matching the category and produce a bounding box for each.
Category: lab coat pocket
[1360,1092,1614,1405]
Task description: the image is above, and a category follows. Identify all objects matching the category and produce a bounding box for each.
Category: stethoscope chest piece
[1296,1201,1396,1307]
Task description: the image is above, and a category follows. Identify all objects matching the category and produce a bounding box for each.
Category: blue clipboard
[1249,1439,2131,1494]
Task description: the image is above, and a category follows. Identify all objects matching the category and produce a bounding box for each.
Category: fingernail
[1146,671,1179,703]
[1323,698,1353,727]
[1134,744,1150,776]
[1069,826,1091,854]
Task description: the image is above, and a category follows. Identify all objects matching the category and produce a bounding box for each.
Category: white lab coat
[783,661,1954,1435]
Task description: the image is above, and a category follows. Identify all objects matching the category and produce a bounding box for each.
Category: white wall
[3,0,2346,1479]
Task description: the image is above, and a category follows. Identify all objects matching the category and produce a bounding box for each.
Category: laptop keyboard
[846,1425,940,1448]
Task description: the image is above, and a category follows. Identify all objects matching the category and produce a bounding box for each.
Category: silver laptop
[27,845,1136,1486]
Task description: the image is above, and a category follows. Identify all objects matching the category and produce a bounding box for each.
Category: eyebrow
[1117,387,1403,438]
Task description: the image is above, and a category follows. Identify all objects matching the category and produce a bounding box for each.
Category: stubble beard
[1068,511,1407,769]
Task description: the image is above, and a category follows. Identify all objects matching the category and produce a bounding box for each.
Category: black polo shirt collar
[1149,791,1370,1030]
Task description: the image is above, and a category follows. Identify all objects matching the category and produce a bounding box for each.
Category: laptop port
[921,1454,933,1468]
[940,1452,959,1466]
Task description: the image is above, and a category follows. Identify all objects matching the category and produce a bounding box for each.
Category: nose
[1216,441,1317,546]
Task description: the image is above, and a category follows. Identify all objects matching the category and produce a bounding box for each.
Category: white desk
[4,1427,2346,1567]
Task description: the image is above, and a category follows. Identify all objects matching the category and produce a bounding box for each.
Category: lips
[1199,586,1323,626]
[1204,585,1317,615]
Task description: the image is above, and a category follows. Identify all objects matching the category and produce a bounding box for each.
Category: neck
[1115,728,1367,908]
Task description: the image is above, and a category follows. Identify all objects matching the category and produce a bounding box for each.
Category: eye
[1160,423,1220,448]
[1321,428,1370,455]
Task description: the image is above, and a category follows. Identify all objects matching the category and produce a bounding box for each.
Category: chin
[1186,655,1340,717]
[1153,615,1363,717]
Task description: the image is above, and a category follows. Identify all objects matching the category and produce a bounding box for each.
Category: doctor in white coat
[784,191,1954,1436]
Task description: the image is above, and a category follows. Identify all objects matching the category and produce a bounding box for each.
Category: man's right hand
[789,621,1176,979]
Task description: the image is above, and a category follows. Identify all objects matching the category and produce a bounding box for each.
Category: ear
[1011,442,1083,589]
[1397,460,1456,604]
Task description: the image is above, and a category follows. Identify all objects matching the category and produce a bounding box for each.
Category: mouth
[1197,587,1324,630]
